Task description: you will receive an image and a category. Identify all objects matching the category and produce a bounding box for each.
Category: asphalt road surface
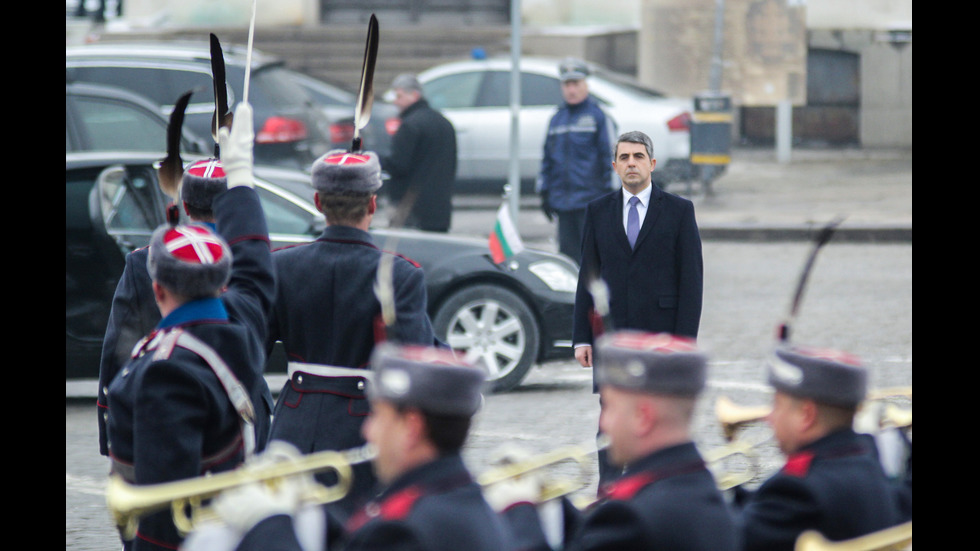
[67,239,912,550]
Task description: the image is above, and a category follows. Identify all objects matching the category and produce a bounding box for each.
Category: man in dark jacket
[537,58,617,264]
[731,345,911,550]
[381,74,457,232]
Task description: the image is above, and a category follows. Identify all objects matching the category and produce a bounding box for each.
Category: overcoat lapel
[633,184,663,251]
[610,192,633,255]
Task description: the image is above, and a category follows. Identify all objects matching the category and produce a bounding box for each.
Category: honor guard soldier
[205,343,510,551]
[492,331,737,551]
[98,155,274,459]
[266,149,436,520]
[104,103,276,551]
[732,345,911,551]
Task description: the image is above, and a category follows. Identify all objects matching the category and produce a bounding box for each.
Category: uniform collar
[377,453,470,499]
[401,98,430,117]
[156,297,228,330]
[623,440,702,476]
[319,224,374,244]
[796,427,864,455]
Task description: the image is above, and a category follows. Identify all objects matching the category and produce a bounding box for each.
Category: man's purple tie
[627,195,640,249]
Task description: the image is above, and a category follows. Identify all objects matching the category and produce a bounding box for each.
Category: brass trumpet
[477,445,595,504]
[716,387,913,442]
[106,445,374,539]
[703,435,771,490]
[794,520,911,551]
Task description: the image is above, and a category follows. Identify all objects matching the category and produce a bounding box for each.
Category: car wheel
[433,284,540,392]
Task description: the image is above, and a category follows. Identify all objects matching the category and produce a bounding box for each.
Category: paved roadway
[67,239,912,550]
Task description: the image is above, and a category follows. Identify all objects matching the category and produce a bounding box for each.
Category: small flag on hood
[489,203,525,264]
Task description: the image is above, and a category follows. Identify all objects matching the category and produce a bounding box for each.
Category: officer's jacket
[537,96,615,212]
[267,224,434,368]
[504,442,738,551]
[105,187,275,551]
[733,428,910,551]
[265,224,435,518]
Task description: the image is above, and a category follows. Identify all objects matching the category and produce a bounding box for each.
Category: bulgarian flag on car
[489,203,525,264]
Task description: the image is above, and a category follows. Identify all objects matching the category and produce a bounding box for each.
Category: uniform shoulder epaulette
[382,249,422,269]
[601,471,658,502]
[272,241,312,253]
[346,485,424,532]
[378,485,424,520]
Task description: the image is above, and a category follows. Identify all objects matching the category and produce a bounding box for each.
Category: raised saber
[242,0,257,105]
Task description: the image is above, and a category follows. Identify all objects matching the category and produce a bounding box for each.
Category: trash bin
[690,92,732,193]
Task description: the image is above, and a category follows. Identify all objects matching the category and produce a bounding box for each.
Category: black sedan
[67,152,576,391]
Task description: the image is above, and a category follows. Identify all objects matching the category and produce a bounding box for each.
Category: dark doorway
[740,48,860,146]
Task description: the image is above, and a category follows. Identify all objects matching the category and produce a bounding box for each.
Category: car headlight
[528,261,578,293]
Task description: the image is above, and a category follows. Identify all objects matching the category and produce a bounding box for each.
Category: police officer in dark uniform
[206,343,510,551]
[98,156,274,459]
[731,345,911,551]
[104,102,275,551]
[266,149,436,520]
[493,331,738,551]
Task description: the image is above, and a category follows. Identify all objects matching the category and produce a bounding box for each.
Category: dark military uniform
[98,245,156,456]
[98,156,274,458]
[235,454,510,551]
[504,442,737,551]
[105,187,274,551]
[343,454,510,551]
[733,428,909,551]
[267,224,435,518]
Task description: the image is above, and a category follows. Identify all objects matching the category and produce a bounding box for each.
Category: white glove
[483,444,542,513]
[211,480,301,534]
[210,441,312,534]
[484,475,541,513]
[218,102,255,189]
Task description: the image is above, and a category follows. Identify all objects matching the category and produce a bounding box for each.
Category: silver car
[416,56,695,192]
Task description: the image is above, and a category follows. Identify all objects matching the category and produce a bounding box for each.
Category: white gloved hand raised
[218,102,255,189]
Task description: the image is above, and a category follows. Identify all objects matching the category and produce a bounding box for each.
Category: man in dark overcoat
[572,130,703,485]
[380,73,457,232]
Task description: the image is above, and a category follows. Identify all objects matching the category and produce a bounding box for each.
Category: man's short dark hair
[318,191,373,226]
[615,131,655,159]
[422,411,472,454]
[182,203,214,222]
[396,404,472,455]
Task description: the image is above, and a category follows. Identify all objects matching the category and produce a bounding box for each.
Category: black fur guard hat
[147,224,232,299]
[767,344,867,408]
[311,150,383,195]
[180,159,227,211]
[595,331,707,396]
[368,343,487,416]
